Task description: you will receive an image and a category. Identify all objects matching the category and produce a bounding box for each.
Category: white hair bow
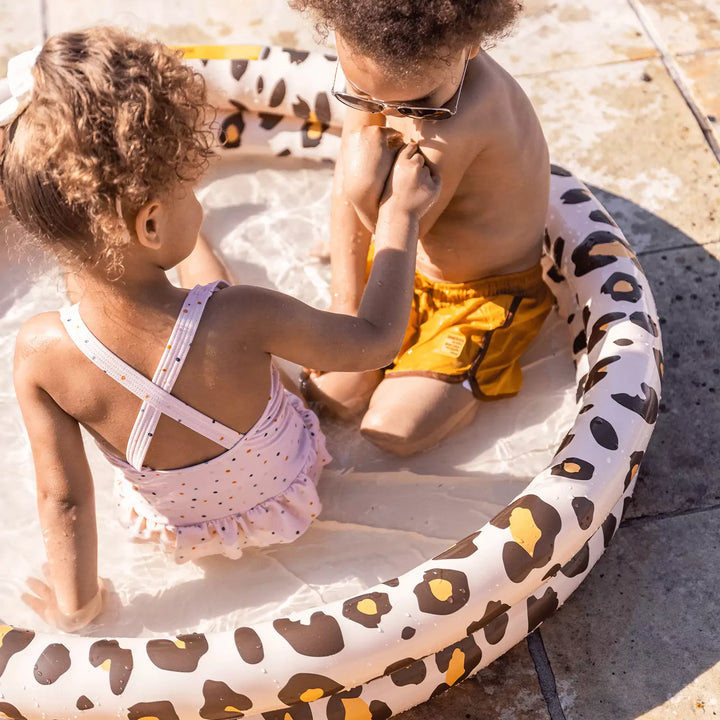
[0,45,42,127]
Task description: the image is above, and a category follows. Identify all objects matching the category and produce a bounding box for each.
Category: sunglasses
[331,52,470,121]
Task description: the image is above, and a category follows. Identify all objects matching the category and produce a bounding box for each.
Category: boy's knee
[360,411,427,456]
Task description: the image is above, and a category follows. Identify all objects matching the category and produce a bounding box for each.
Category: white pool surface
[0,155,577,637]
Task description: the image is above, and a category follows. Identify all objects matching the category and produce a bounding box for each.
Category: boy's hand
[380,142,442,218]
[342,125,404,229]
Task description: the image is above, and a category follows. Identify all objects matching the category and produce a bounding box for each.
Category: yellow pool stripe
[173,44,264,60]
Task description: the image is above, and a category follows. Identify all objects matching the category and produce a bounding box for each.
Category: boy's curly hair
[0,27,213,273]
[291,0,522,69]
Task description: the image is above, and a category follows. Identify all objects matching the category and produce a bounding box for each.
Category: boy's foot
[301,368,384,419]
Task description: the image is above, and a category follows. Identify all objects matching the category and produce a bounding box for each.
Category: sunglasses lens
[397,106,453,120]
[334,92,384,114]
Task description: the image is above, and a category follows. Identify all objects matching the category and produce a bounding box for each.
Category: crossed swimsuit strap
[61,281,242,471]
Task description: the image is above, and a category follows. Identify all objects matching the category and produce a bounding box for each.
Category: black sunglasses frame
[331,52,470,121]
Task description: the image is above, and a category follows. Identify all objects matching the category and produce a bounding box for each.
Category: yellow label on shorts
[438,333,466,358]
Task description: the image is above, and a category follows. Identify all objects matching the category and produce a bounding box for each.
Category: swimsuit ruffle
[113,395,330,563]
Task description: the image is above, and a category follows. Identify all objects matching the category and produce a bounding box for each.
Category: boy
[296,0,554,456]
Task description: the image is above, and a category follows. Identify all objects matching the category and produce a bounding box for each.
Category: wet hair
[291,0,523,70]
[0,26,213,273]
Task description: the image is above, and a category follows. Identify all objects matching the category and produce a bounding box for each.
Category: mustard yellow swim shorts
[383,264,554,399]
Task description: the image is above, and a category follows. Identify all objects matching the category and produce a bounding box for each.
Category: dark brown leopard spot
[612,382,659,423]
[383,578,400,587]
[269,79,286,108]
[587,312,626,353]
[572,496,595,530]
[89,639,133,695]
[231,59,248,80]
[273,612,344,656]
[572,230,633,276]
[654,348,664,379]
[585,355,622,393]
[561,542,591,578]
[551,456,595,481]
[434,636,483,691]
[200,679,253,719]
[261,704,312,720]
[384,657,427,686]
[527,588,559,632]
[624,451,644,491]
[301,120,328,149]
[327,688,392,720]
[561,188,592,204]
[259,112,284,130]
[629,311,659,337]
[234,627,264,664]
[492,495,562,583]
[219,110,245,149]
[0,701,27,720]
[590,416,619,450]
[413,568,469,615]
[146,633,208,672]
[127,700,180,720]
[76,696,94,711]
[601,272,643,303]
[542,563,563,581]
[277,672,344,705]
[550,164,572,177]
[602,513,618,547]
[573,329,587,354]
[557,431,574,454]
[589,209,616,226]
[467,599,511,646]
[401,626,416,640]
[34,643,70,685]
[342,592,392,629]
[0,627,34,676]
[433,531,481,560]
[283,48,311,64]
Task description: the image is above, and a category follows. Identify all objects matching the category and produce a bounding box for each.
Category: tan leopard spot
[614,280,634,293]
[428,578,453,602]
[174,639,186,650]
[564,462,581,473]
[101,659,111,671]
[341,697,373,720]
[589,241,634,259]
[356,599,378,615]
[300,688,324,703]
[225,125,240,144]
[445,648,466,686]
[509,507,542,557]
[0,626,11,645]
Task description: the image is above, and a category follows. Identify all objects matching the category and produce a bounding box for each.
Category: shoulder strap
[60,282,241,471]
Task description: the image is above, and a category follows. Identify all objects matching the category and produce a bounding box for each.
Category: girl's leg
[177,233,234,288]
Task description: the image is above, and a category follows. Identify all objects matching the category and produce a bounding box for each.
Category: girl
[0,27,439,631]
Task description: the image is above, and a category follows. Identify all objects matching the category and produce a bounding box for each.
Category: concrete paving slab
[396,643,549,720]
[638,0,720,54]
[493,0,657,77]
[45,0,332,52]
[627,241,720,519]
[539,508,720,719]
[0,0,43,75]
[677,50,720,147]
[516,57,720,253]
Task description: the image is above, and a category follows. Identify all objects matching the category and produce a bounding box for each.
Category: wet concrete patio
[1,0,718,718]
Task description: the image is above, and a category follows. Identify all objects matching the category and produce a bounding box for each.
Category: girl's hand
[22,568,109,633]
[380,142,442,218]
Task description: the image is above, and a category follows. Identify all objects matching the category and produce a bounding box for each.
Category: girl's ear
[134,199,163,249]
[468,45,480,60]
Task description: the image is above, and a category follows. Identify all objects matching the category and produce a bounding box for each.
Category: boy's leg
[176,233,234,288]
[360,376,479,456]
[302,369,385,419]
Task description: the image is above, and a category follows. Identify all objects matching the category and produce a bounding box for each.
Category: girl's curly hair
[0,26,213,274]
[291,0,522,69]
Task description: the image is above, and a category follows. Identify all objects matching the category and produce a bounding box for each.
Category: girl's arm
[240,143,441,372]
[14,334,103,631]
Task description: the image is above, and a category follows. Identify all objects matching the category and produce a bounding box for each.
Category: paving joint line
[636,241,720,257]
[527,630,568,720]
[627,0,720,162]
[622,502,720,528]
[513,52,660,79]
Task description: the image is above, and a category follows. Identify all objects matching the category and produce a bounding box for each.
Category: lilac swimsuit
[61,281,330,562]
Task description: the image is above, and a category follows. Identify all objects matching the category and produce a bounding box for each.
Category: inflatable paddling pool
[0,47,662,720]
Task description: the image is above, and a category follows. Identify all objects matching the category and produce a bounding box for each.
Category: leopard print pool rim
[0,47,662,720]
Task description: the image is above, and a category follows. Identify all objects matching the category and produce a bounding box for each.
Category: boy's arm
[14,330,102,631]
[329,107,386,314]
